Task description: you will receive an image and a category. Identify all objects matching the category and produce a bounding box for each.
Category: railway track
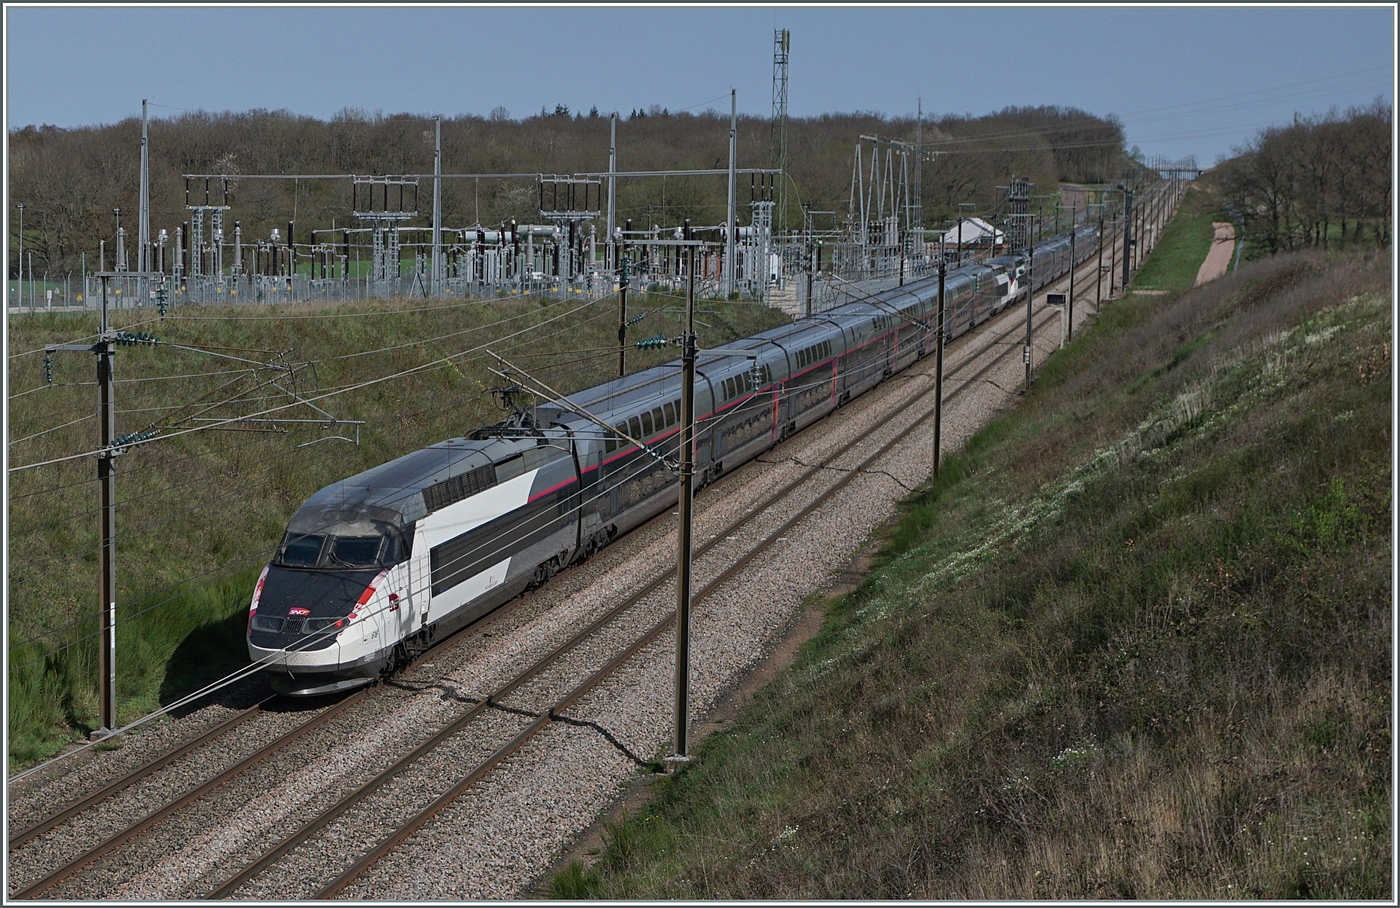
[259,296,1052,900]
[10,300,1034,898]
[8,193,1176,900]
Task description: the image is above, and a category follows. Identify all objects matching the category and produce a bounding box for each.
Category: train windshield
[327,536,385,568]
[274,532,403,569]
[279,534,325,567]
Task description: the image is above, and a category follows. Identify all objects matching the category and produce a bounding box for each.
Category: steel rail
[312,278,1079,899]
[205,252,1070,899]
[8,697,274,850]
[10,688,373,900]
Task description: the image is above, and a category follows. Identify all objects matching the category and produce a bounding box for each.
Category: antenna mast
[770,28,790,239]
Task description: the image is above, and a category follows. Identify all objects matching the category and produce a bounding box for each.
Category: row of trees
[1216,101,1391,256]
[8,104,1134,276]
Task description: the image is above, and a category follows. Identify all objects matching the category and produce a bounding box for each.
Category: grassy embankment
[7,289,789,769]
[1131,184,1220,292]
[550,192,1392,898]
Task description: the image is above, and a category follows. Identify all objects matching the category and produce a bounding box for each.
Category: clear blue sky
[4,4,1394,166]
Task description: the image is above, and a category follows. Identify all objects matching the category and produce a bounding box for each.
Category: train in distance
[247,224,1100,695]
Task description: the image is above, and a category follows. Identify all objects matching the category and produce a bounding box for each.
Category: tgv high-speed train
[248,224,1100,694]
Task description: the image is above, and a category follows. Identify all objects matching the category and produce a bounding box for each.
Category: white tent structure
[939,216,1003,251]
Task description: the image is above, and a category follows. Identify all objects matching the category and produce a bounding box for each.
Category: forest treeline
[8,104,1136,275]
[1216,101,1391,256]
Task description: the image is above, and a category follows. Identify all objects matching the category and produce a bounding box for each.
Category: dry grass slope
[553,248,1392,900]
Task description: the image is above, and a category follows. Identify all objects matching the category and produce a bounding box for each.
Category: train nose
[247,637,342,673]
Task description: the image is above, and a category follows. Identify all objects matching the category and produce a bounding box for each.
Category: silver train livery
[248,224,1100,694]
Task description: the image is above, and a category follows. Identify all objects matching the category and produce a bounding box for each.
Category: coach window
[664,402,676,425]
[652,408,664,432]
[641,410,653,437]
[628,416,642,440]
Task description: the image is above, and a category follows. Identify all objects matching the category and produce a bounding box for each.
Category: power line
[162,286,549,322]
[315,293,607,365]
[15,432,297,535]
[7,650,281,784]
[8,413,96,447]
[102,296,612,429]
[11,448,341,593]
[9,441,347,653]
[9,315,783,664]
[7,292,612,473]
[8,314,165,362]
[9,299,675,655]
[8,473,101,502]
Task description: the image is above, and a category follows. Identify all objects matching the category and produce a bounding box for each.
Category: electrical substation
[15,26,1201,322]
[9,26,1203,323]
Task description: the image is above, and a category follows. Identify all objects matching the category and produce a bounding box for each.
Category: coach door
[406,531,430,630]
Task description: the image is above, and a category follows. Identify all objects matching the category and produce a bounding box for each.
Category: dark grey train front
[247,226,1099,694]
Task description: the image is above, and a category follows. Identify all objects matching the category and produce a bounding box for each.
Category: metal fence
[6,211,1090,317]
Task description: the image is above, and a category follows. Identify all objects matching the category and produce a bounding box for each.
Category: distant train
[248,223,1100,694]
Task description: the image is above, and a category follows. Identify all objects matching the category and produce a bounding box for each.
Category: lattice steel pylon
[184,177,231,282]
[1001,176,1034,254]
[538,174,601,283]
[189,210,203,279]
[353,176,418,297]
[210,209,225,282]
[770,28,790,238]
[749,198,775,301]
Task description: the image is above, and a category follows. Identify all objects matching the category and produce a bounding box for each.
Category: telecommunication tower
[770,28,790,238]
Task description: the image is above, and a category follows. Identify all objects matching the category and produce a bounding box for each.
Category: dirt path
[1195,221,1236,285]
[1058,183,1088,213]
